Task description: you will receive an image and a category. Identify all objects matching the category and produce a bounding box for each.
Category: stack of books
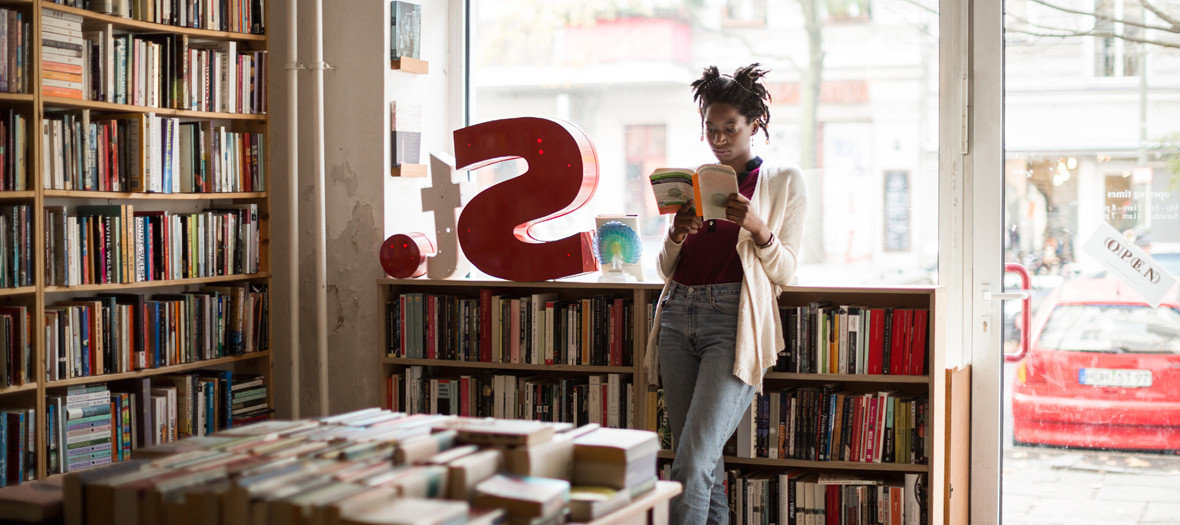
[63,384,114,472]
[572,426,659,498]
[31,409,663,524]
[41,8,84,99]
[230,375,270,425]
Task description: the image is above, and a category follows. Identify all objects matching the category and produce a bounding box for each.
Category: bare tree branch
[1140,0,1180,31]
[1007,26,1180,49]
[891,0,938,17]
[1029,0,1180,34]
[690,23,803,73]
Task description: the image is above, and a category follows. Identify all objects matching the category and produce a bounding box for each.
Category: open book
[649,164,738,221]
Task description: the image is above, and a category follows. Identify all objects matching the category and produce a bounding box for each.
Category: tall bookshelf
[379,278,939,520]
[0,0,272,483]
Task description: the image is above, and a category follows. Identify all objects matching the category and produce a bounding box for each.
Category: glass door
[1001,1,1180,524]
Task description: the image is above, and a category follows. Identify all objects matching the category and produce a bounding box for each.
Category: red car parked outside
[1011,277,1180,451]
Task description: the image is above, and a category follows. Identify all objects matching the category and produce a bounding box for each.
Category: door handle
[994,264,1032,362]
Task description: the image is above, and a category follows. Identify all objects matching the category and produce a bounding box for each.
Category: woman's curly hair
[690,63,772,142]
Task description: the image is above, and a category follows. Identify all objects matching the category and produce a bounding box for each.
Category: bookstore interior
[9,0,1176,524]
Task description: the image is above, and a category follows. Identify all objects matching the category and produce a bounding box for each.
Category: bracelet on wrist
[756,232,775,249]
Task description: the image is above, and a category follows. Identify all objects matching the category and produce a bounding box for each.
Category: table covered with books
[0,408,679,525]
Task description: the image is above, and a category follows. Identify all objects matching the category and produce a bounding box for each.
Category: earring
[765,138,770,145]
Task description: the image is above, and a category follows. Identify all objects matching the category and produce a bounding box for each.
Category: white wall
[268,0,461,417]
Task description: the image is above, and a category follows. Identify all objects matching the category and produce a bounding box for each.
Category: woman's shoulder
[758,163,807,190]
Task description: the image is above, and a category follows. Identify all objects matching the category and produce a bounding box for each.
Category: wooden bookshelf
[42,2,267,42]
[42,189,268,200]
[0,285,35,296]
[41,96,268,120]
[382,357,634,375]
[0,0,274,485]
[0,190,36,200]
[0,92,34,103]
[44,351,270,388]
[43,272,270,293]
[0,382,38,395]
[657,451,932,473]
[379,278,940,519]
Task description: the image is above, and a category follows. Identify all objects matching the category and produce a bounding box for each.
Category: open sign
[1083,222,1179,308]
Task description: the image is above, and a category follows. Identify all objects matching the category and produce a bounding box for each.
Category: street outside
[1002,362,1180,525]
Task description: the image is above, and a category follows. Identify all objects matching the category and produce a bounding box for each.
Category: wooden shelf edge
[377,277,666,290]
[0,92,34,103]
[657,451,930,472]
[391,164,428,178]
[383,357,633,374]
[42,3,267,42]
[43,190,267,200]
[44,272,270,293]
[0,190,35,200]
[0,382,38,395]
[0,285,35,296]
[764,372,930,384]
[391,57,429,74]
[45,351,270,388]
[42,96,267,120]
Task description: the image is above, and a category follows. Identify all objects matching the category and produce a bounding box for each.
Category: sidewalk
[1002,447,1180,524]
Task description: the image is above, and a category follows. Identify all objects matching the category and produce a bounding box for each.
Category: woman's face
[704,102,758,166]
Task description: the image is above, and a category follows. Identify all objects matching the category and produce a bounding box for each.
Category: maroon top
[672,162,761,286]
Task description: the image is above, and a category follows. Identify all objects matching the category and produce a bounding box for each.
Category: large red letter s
[454,117,599,281]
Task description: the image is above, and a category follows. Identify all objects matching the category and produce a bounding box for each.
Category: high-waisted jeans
[658,281,758,525]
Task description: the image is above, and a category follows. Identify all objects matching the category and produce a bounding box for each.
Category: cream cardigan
[643,164,808,390]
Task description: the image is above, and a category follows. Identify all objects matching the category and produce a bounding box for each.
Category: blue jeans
[658,281,758,525]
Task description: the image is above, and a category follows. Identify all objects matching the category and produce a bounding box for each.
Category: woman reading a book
[644,63,807,524]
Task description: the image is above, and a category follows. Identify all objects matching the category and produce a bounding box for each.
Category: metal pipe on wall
[312,0,330,416]
[285,0,300,419]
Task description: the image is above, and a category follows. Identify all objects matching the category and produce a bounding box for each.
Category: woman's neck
[724,154,754,175]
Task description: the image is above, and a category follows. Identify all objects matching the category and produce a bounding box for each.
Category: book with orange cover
[648,164,738,221]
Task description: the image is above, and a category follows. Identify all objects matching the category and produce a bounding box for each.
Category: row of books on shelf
[386,290,640,368]
[730,387,929,465]
[1,410,661,524]
[0,407,35,487]
[777,304,929,376]
[0,204,31,288]
[43,110,266,193]
[713,467,928,525]
[44,283,268,381]
[44,373,270,476]
[42,8,268,113]
[0,8,29,94]
[43,203,261,286]
[0,108,30,192]
[0,303,31,387]
[46,0,266,35]
[390,366,637,430]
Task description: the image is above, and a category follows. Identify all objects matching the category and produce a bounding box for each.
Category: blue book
[0,414,7,487]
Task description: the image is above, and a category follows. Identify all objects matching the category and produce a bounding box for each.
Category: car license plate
[1078,368,1152,388]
